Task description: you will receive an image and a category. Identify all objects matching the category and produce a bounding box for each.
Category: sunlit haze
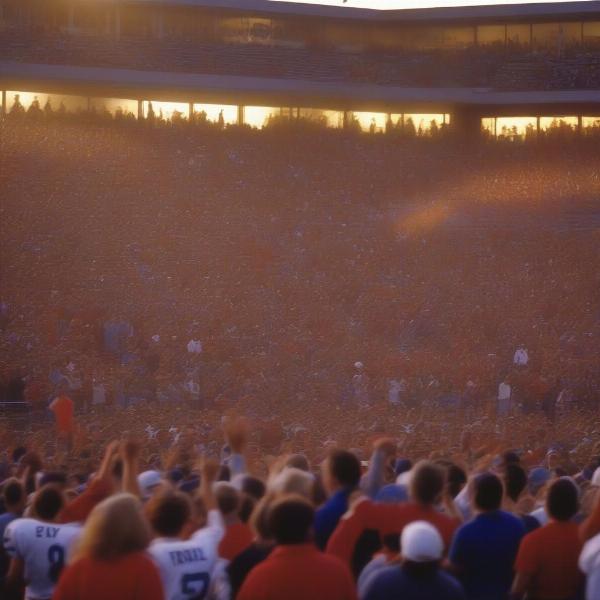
[271,0,589,8]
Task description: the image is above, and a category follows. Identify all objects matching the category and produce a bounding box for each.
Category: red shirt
[326,500,459,566]
[50,395,74,433]
[218,522,254,561]
[58,478,112,524]
[52,552,164,600]
[515,520,583,600]
[237,543,357,600]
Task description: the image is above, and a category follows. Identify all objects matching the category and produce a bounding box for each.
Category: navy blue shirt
[314,488,351,549]
[449,510,525,600]
[361,565,466,600]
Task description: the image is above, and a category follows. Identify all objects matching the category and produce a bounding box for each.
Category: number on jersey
[47,544,65,583]
[181,572,210,599]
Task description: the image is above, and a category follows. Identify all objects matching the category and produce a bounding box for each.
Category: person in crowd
[511,478,584,600]
[450,472,525,600]
[216,483,253,561]
[4,485,81,600]
[227,495,275,598]
[49,387,75,451]
[579,530,600,600]
[0,479,26,597]
[315,449,362,549]
[237,495,357,600]
[327,460,460,566]
[360,521,465,600]
[146,460,227,600]
[51,493,164,600]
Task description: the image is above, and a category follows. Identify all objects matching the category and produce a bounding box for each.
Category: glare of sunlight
[143,101,189,120]
[193,103,238,125]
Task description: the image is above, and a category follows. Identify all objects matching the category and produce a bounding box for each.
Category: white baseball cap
[137,470,163,499]
[401,521,443,562]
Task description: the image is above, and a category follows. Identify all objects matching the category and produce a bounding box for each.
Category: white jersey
[3,518,81,600]
[148,510,227,600]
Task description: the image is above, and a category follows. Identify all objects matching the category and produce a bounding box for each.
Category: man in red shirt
[49,387,75,451]
[238,495,357,600]
[327,461,460,566]
[512,477,584,600]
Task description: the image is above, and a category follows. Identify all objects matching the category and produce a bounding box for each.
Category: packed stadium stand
[1,0,600,133]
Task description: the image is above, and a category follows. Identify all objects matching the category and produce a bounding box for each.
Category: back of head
[504,464,528,503]
[446,464,467,499]
[269,468,315,499]
[249,494,275,542]
[215,482,240,517]
[145,490,191,538]
[410,461,445,506]
[546,478,579,522]
[268,494,314,545]
[241,476,266,501]
[33,485,65,521]
[473,472,503,512]
[286,454,310,472]
[2,478,25,511]
[327,449,361,490]
[75,493,150,561]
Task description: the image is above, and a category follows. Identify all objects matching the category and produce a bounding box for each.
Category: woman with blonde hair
[52,493,163,600]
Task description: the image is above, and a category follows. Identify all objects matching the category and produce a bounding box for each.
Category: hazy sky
[271,0,587,9]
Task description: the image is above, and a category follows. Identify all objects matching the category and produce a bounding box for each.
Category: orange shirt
[238,543,357,600]
[52,552,163,600]
[50,395,74,433]
[218,522,254,561]
[326,500,460,566]
[515,520,583,600]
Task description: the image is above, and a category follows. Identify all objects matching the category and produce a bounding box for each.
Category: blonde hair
[71,493,151,562]
[269,467,315,499]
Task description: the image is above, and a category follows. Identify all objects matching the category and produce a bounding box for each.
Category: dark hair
[239,494,256,523]
[217,465,231,482]
[546,478,578,521]
[329,450,361,489]
[501,451,521,467]
[33,485,65,521]
[2,479,24,508]
[410,461,445,505]
[474,473,503,511]
[146,491,191,537]
[504,464,528,503]
[241,476,266,501]
[446,464,467,499]
[268,495,314,545]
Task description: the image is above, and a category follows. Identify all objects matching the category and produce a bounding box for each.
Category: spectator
[360,521,465,600]
[52,494,164,600]
[237,495,357,600]
[315,449,361,549]
[450,473,525,600]
[512,478,584,600]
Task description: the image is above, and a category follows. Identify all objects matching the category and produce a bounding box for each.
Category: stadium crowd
[1,111,600,599]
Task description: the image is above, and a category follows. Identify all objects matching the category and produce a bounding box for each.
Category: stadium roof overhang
[2,61,600,115]
[105,0,600,24]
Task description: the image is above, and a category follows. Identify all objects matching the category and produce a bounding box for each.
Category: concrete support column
[189,102,194,122]
[138,99,143,120]
[536,116,541,135]
[237,105,244,126]
[578,115,583,133]
[1,90,6,115]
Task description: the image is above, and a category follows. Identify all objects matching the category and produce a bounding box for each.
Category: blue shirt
[314,489,351,549]
[449,510,525,600]
[361,565,466,600]
[0,511,18,582]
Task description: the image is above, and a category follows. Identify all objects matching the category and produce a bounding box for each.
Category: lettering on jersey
[168,547,207,566]
[35,526,60,538]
